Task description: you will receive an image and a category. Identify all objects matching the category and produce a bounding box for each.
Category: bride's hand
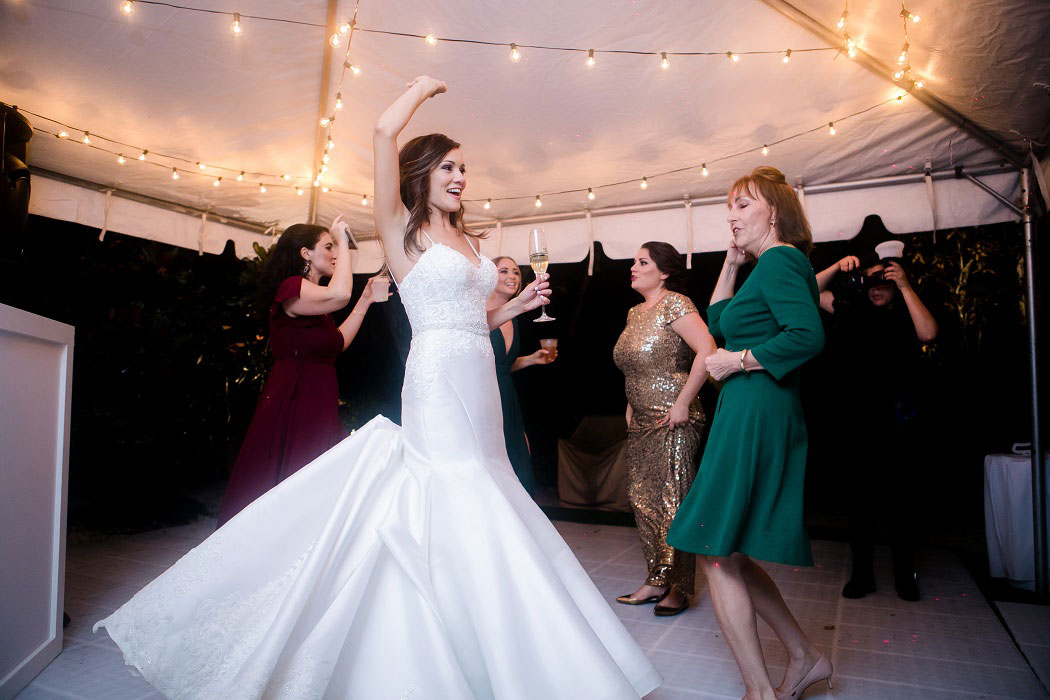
[407,76,447,99]
[517,274,552,313]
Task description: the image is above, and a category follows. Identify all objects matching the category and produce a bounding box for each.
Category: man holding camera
[817,243,938,601]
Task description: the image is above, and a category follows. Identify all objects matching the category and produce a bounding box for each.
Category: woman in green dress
[486,256,554,493]
[667,167,830,700]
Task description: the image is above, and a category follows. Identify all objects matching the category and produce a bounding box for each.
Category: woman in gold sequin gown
[613,242,716,616]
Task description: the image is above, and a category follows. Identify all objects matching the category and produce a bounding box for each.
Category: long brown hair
[259,223,329,310]
[639,241,688,294]
[398,133,485,256]
[729,166,812,254]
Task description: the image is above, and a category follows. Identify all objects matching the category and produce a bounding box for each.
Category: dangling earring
[302,259,311,276]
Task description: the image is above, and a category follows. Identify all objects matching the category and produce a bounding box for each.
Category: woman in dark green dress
[667,167,831,700]
[487,256,554,494]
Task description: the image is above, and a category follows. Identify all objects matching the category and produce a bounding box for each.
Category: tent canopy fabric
[3,0,1048,266]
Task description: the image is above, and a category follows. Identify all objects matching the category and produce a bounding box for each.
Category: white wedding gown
[95,238,662,699]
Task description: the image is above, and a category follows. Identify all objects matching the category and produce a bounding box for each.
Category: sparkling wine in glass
[529,228,554,322]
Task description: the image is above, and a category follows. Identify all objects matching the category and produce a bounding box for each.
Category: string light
[329,33,341,48]
[326,136,335,150]
[586,49,596,68]
[120,0,133,15]
[230,12,242,36]
[82,132,91,144]
[236,171,244,181]
[282,173,291,181]
[117,153,126,164]
[213,176,222,187]
[895,94,905,103]
[322,153,330,164]
[484,198,492,209]
[197,161,206,170]
[898,41,909,65]
[534,194,542,207]
[783,49,791,63]
[661,52,670,70]
[296,187,304,196]
[701,163,709,177]
[259,183,266,193]
[727,51,740,63]
[320,116,331,127]
[321,164,329,173]
[510,43,521,62]
[361,194,368,206]
[57,130,68,139]
[901,4,920,23]
[171,167,179,180]
[138,150,148,160]
[914,79,925,89]
[313,178,320,187]
[640,177,648,189]
[837,8,848,29]
[335,93,343,111]
[587,188,595,200]
[322,185,330,192]
[762,144,769,156]
[344,62,361,76]
[339,21,351,35]
[828,122,836,135]
[425,34,437,46]
[893,67,907,81]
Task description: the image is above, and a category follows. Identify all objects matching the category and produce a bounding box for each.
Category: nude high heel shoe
[775,653,833,700]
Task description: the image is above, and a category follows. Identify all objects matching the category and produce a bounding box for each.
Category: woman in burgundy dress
[218,218,381,525]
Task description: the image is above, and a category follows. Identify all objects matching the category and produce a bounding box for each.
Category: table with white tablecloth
[984,452,1049,591]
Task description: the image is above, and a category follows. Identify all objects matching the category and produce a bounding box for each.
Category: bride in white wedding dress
[95,76,662,699]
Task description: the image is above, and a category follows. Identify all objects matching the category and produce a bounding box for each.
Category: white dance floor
[16,519,1049,699]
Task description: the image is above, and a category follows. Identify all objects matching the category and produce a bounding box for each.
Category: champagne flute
[529,228,555,322]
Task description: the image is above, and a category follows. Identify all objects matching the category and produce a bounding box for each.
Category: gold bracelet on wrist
[739,349,750,374]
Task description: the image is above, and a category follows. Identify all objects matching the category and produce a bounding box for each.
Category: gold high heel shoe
[775,653,833,700]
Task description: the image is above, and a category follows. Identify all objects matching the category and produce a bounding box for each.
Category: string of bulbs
[836,0,924,88]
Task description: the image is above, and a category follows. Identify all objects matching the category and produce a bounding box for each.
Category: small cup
[539,337,558,361]
[371,275,391,302]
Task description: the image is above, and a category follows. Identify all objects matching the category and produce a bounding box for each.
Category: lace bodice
[398,242,496,338]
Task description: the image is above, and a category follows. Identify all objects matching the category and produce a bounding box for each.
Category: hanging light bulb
[81,132,91,144]
[660,52,670,70]
[911,12,920,23]
[338,21,351,35]
[783,49,792,64]
[425,34,437,46]
[534,194,542,208]
[640,177,648,189]
[326,137,335,150]
[197,161,206,171]
[837,9,848,29]
[236,171,244,181]
[914,79,925,89]
[230,12,242,36]
[762,144,769,156]
[335,93,344,111]
[171,168,179,180]
[848,45,858,59]
[701,163,709,177]
[893,68,906,81]
[586,49,596,68]
[282,173,291,181]
[259,183,267,193]
[730,51,740,63]
[320,116,331,127]
[510,43,521,62]
[484,198,492,210]
[296,187,304,196]
[138,149,148,160]
[213,176,222,187]
[587,188,596,201]
[361,194,369,206]
[898,41,909,64]
[117,153,126,165]
[313,178,320,187]
[57,130,69,139]
[321,164,329,173]
[330,33,341,48]
[828,122,836,135]
[322,153,330,164]
[901,5,919,23]
[120,1,134,15]
[321,185,330,193]
[344,62,362,76]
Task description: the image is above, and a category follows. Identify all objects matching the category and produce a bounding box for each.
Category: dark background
[1,212,1046,580]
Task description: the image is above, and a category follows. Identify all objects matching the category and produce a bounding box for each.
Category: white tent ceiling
[3,0,1048,266]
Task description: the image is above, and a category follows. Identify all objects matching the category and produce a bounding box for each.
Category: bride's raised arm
[373,76,447,282]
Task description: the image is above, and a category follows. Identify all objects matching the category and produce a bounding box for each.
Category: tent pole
[1022,167,1048,599]
[756,0,1028,169]
[307,0,341,225]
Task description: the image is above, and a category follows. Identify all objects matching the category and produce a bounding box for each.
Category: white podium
[0,304,74,699]
[984,451,1049,592]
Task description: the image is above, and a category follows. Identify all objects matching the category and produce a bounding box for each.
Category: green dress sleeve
[706,299,730,342]
[749,249,825,381]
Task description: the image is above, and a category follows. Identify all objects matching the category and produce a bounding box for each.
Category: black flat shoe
[895,575,920,602]
[616,590,669,606]
[654,598,689,617]
[842,574,876,599]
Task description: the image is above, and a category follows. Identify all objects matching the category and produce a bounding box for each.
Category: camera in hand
[832,240,905,313]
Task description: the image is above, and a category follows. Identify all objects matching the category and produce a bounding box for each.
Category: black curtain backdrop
[1,213,1044,551]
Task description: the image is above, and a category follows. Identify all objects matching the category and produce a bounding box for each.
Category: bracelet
[739,349,750,374]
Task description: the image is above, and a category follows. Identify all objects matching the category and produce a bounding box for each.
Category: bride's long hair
[398,133,486,257]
